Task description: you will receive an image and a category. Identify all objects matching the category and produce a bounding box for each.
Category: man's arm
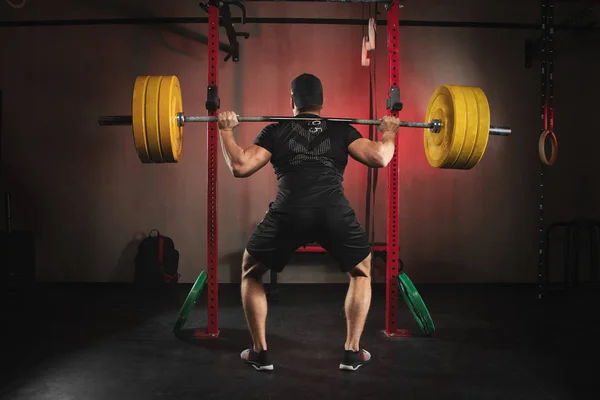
[348,116,400,168]
[218,111,272,178]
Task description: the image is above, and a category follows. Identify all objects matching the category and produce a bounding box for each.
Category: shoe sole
[339,363,366,371]
[243,360,274,371]
[252,364,274,371]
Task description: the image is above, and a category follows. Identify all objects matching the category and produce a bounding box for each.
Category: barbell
[97,75,511,169]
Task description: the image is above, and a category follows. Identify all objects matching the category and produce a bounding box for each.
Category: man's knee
[348,253,372,278]
[242,249,268,280]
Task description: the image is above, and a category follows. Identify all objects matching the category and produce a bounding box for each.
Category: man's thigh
[318,207,371,273]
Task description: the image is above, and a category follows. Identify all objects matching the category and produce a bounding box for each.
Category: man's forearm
[377,131,397,165]
[219,129,245,170]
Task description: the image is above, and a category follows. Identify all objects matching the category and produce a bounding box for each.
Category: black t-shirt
[253,114,363,208]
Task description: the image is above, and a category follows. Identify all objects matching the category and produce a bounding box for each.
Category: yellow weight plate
[424,85,468,169]
[132,76,152,163]
[145,76,164,163]
[451,86,485,169]
[463,87,490,169]
[158,75,184,163]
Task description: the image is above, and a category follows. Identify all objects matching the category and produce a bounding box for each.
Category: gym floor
[1,283,597,400]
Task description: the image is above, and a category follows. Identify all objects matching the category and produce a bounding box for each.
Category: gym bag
[134,229,180,289]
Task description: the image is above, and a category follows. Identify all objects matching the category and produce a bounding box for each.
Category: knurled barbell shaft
[97,115,511,136]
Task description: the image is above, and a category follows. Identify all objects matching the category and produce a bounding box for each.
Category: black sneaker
[240,348,274,371]
[339,349,371,371]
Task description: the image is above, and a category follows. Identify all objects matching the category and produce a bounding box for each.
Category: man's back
[253,113,362,208]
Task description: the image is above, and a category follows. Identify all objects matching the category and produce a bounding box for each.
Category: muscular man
[217,73,400,372]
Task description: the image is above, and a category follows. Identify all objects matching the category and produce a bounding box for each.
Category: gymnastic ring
[538,130,558,166]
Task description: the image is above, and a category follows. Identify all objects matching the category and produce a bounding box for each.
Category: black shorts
[246,206,370,273]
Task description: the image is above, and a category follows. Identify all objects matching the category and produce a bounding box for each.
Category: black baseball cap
[291,73,323,109]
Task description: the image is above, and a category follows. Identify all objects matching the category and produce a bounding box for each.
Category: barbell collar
[430,119,442,133]
[97,114,511,136]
